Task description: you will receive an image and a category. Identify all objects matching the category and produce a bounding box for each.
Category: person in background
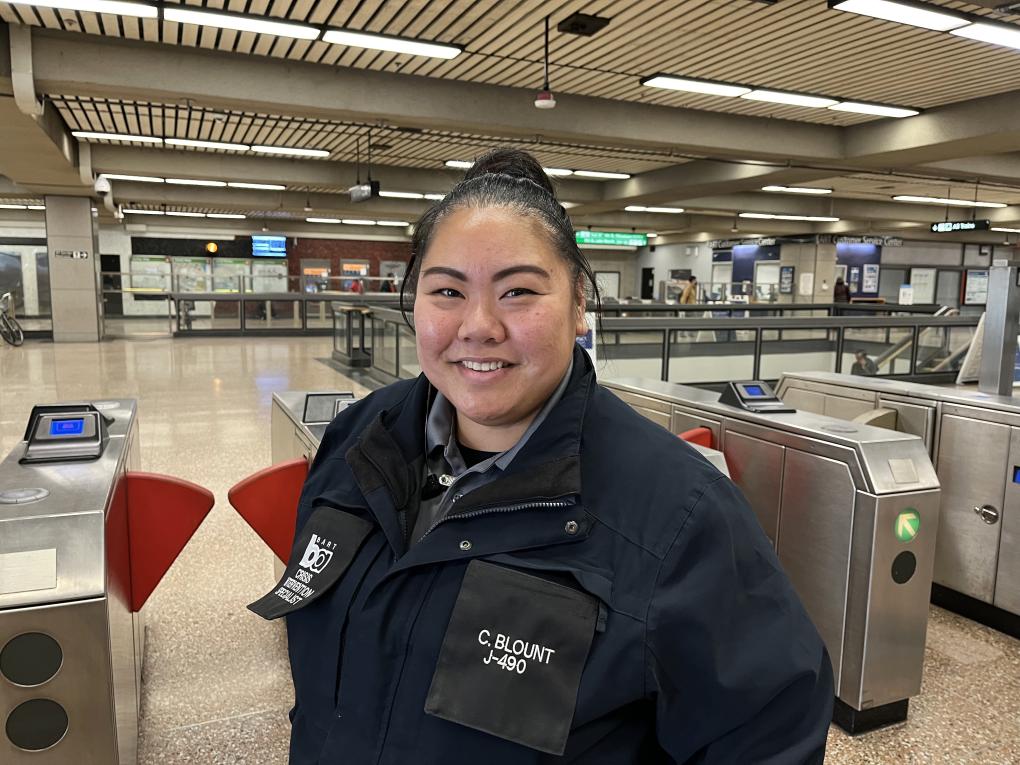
[380,272,396,293]
[833,277,850,303]
[680,274,699,304]
[851,350,878,376]
[262,147,833,765]
[350,277,363,294]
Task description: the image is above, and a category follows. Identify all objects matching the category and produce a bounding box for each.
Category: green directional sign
[895,509,920,543]
[575,230,648,247]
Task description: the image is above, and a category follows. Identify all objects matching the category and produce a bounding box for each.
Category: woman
[251,149,833,763]
[833,276,850,303]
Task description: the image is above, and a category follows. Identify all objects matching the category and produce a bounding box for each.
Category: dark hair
[399,147,601,328]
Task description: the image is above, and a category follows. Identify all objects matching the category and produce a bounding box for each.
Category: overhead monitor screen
[252,235,287,258]
[50,418,85,436]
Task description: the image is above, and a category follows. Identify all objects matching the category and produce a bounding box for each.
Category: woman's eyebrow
[421,266,467,280]
[493,265,551,281]
[421,265,551,281]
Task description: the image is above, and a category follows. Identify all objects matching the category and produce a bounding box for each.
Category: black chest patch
[248,505,373,620]
[424,559,598,755]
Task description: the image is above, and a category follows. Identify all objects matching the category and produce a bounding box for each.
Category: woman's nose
[458,296,506,343]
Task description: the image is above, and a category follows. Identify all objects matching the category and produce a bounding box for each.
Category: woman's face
[414,207,588,449]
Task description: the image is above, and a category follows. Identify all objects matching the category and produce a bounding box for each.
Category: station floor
[1,336,1018,764]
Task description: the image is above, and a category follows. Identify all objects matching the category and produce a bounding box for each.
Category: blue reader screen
[1013,466,1020,484]
[743,384,766,397]
[50,418,85,437]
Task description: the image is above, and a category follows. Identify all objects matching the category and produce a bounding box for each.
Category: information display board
[129,255,171,292]
[909,267,936,304]
[576,231,648,247]
[173,257,211,292]
[779,265,795,295]
[964,269,989,305]
[252,261,288,292]
[213,258,251,293]
[862,263,880,294]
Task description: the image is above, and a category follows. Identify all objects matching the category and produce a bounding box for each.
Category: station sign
[930,220,990,233]
[576,231,648,247]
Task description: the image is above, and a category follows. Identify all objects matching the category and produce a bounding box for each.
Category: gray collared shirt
[410,357,574,544]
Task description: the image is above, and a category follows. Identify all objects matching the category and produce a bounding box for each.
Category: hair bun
[464,147,556,198]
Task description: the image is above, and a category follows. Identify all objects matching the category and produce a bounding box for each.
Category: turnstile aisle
[602,378,941,734]
[0,401,213,763]
[777,371,1020,634]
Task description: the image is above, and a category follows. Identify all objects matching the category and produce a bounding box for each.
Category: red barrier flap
[126,472,214,612]
[678,427,714,449]
[227,458,308,564]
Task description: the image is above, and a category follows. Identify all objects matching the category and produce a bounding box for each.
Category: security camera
[94,176,112,196]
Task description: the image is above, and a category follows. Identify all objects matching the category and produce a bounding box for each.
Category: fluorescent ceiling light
[893,195,1006,208]
[740,213,841,222]
[166,178,228,187]
[376,220,410,226]
[828,0,970,32]
[647,232,658,238]
[227,182,286,190]
[992,227,1020,233]
[762,185,833,195]
[0,204,27,210]
[952,21,1020,50]
[741,90,838,108]
[102,174,165,183]
[342,219,376,226]
[166,211,206,217]
[252,145,330,158]
[124,209,164,215]
[445,160,474,169]
[163,7,320,40]
[322,29,461,59]
[641,75,750,97]
[208,213,247,219]
[1,0,158,18]
[828,101,919,118]
[72,131,162,144]
[379,190,425,199]
[574,170,631,179]
[166,138,250,151]
[625,205,684,213]
[424,193,446,200]
[560,201,579,208]
[306,217,341,223]
[543,168,573,177]
[27,204,46,210]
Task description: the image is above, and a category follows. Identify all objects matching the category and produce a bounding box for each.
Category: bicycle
[0,292,25,347]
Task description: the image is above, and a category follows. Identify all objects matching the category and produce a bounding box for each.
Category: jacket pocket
[424,559,599,756]
[248,504,374,620]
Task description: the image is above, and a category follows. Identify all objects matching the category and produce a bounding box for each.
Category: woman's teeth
[461,360,507,372]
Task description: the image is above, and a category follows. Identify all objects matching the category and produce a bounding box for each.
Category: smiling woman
[269,148,834,765]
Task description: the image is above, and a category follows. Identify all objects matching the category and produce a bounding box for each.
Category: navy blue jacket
[279,348,833,763]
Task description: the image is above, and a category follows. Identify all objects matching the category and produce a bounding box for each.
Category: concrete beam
[571,160,838,215]
[30,30,842,163]
[89,144,601,201]
[845,89,1020,167]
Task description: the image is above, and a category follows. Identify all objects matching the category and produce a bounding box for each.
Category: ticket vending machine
[0,401,213,763]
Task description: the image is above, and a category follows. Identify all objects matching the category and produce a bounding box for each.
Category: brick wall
[288,238,412,277]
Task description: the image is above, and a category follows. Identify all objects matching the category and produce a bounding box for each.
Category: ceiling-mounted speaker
[557,13,611,36]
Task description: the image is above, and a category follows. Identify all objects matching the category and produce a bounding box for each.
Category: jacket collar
[349,345,595,514]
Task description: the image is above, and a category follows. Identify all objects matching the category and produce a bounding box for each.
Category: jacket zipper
[418,499,574,542]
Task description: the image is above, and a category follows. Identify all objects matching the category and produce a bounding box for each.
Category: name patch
[425,560,598,755]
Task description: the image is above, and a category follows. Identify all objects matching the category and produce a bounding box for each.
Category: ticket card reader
[719,381,796,413]
[20,404,110,463]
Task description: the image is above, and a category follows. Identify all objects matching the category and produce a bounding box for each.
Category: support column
[978,259,1020,396]
[44,196,102,342]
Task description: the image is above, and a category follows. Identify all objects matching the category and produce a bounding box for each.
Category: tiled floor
[1,337,1017,764]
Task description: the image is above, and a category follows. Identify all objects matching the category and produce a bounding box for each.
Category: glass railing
[332,302,979,387]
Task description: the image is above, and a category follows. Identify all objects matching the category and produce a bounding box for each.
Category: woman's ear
[574,284,589,338]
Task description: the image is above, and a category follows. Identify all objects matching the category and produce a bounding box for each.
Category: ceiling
[3,0,1020,242]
